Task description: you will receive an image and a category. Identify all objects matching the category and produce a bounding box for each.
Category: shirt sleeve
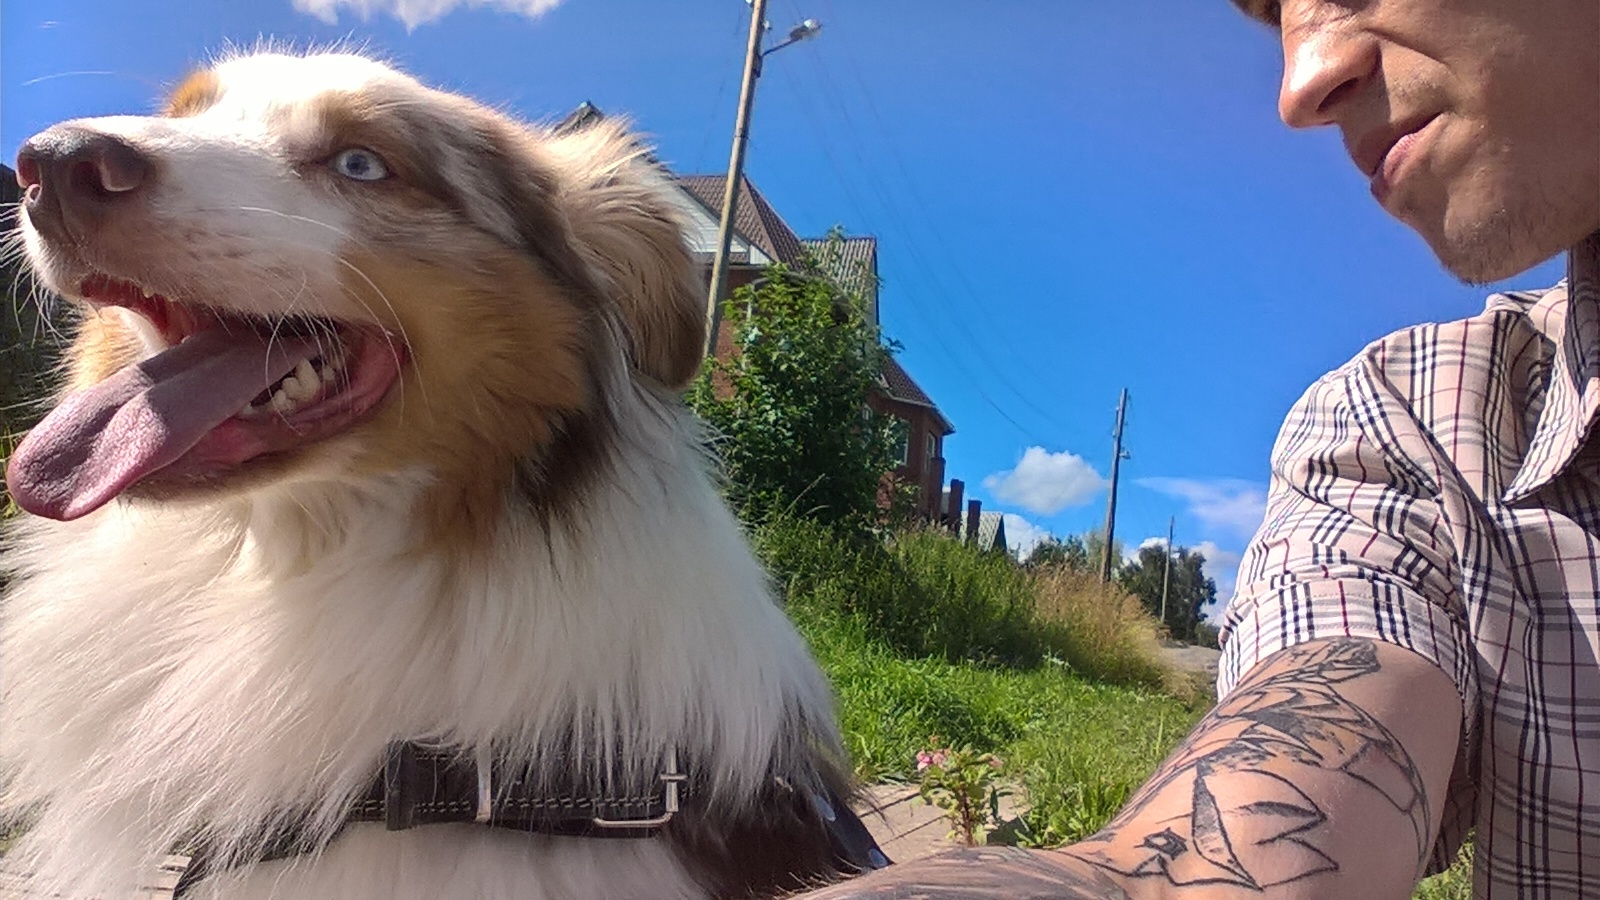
[1217,357,1478,725]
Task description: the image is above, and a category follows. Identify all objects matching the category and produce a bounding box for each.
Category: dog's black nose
[16,126,151,239]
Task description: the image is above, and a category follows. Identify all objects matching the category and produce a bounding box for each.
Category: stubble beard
[1423,171,1593,286]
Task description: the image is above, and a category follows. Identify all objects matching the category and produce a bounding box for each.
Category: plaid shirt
[1219,236,1600,898]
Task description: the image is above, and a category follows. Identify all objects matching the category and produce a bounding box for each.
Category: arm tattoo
[1073,638,1431,890]
[794,847,1133,899]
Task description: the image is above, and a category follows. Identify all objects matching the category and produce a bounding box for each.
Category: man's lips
[1351,115,1439,201]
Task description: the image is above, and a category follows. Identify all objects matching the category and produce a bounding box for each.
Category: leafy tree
[1025,531,1126,576]
[1025,537,1074,569]
[688,260,899,526]
[1117,543,1217,642]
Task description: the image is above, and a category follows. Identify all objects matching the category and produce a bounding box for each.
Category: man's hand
[800,638,1462,899]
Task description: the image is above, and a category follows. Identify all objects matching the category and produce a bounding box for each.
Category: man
[799,0,1600,896]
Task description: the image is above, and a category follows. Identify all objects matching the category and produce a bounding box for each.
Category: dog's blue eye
[330,148,388,182]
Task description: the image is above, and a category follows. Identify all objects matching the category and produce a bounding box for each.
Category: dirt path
[1156,642,1221,681]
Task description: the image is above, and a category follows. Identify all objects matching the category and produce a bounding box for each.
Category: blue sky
[1,0,1567,609]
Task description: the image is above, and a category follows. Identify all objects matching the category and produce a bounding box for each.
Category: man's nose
[1277,8,1378,128]
[15,125,152,240]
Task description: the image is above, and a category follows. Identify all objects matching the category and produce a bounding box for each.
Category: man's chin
[1416,210,1573,286]
[1432,240,1554,287]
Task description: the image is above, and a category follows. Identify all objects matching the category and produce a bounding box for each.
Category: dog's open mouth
[4,274,406,521]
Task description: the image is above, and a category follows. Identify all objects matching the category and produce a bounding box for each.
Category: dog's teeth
[282,374,315,402]
[270,389,295,413]
[239,401,259,418]
[294,359,318,391]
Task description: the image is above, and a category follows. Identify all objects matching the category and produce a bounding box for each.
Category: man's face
[1240,0,1600,283]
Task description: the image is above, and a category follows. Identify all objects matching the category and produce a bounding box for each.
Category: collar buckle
[590,747,684,830]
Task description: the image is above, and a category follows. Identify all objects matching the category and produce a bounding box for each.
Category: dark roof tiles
[678,174,806,266]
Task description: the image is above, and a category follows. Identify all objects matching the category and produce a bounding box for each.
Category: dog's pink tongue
[5,328,319,521]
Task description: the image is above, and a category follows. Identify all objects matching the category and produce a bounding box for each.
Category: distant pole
[1159,515,1174,627]
[704,0,770,359]
[702,5,822,359]
[1099,389,1130,583]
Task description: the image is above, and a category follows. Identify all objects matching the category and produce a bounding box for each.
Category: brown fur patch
[164,70,220,118]
[314,88,703,389]
[310,91,610,323]
[333,246,608,552]
[542,122,707,389]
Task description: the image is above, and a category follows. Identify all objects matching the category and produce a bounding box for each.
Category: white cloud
[1137,477,1268,541]
[1001,513,1054,561]
[293,0,562,29]
[983,447,1106,516]
[1126,535,1163,565]
[1193,540,1243,608]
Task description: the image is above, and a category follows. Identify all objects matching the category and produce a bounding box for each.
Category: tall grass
[756,518,1043,667]
[1029,566,1168,689]
[756,514,1207,841]
[755,516,1174,686]
[1,429,18,523]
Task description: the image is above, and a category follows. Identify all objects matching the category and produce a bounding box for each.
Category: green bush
[757,515,1173,685]
[689,259,898,527]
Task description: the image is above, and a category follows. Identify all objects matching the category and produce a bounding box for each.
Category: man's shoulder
[1276,284,1564,467]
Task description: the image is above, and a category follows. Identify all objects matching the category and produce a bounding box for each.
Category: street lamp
[702,2,822,359]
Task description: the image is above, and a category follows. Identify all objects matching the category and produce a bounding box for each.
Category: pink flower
[916,751,935,771]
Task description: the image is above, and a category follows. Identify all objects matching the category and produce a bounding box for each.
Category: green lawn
[796,608,1203,844]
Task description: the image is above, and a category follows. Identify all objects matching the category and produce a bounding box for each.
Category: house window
[926,434,938,464]
[890,418,910,466]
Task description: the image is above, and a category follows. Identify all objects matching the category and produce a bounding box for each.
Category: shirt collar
[1503,234,1600,503]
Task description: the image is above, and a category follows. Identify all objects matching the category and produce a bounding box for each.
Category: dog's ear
[538,120,707,390]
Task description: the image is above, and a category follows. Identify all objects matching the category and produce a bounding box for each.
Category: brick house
[873,355,955,519]
[795,235,952,518]
[674,174,954,518]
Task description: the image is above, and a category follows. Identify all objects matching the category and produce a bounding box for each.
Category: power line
[766,61,1052,446]
[774,16,1080,438]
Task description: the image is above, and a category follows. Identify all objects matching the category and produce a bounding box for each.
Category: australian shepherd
[1,49,883,899]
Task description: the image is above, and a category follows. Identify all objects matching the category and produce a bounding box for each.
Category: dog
[0,48,885,899]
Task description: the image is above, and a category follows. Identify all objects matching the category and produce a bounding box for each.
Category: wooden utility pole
[1159,515,1174,626]
[704,0,770,359]
[1099,389,1130,583]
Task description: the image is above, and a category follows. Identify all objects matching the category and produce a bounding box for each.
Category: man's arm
[801,637,1461,899]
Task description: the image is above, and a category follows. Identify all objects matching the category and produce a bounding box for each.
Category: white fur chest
[0,458,834,898]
